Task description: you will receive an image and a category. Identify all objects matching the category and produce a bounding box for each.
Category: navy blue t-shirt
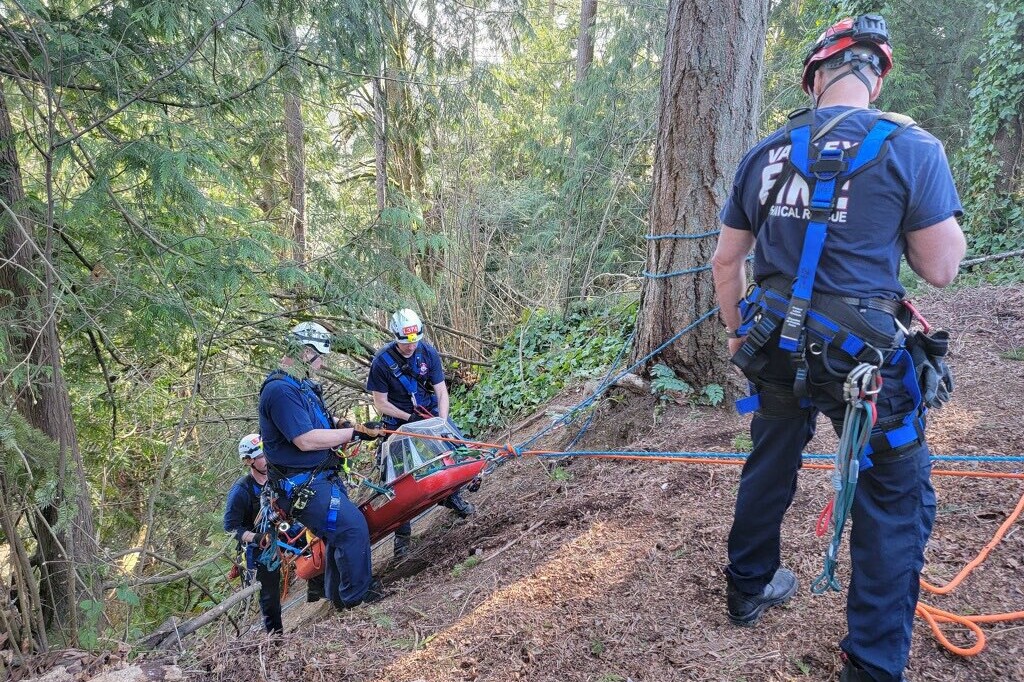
[366,341,445,415]
[223,474,262,544]
[719,106,963,299]
[258,373,333,470]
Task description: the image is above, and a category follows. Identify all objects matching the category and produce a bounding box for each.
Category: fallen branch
[149,583,260,651]
[483,520,545,563]
[961,248,1024,269]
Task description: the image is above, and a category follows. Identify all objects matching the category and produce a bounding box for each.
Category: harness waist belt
[273,465,321,478]
[272,468,337,496]
[837,296,902,317]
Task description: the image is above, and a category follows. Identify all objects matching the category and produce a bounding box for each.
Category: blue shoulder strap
[384,343,426,407]
[264,371,332,429]
[777,115,901,352]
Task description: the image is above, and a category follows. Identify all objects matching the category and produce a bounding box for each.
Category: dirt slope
[29,286,1022,682]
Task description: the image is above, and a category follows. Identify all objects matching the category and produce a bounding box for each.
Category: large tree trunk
[576,0,598,83]
[282,23,306,264]
[0,80,100,648]
[630,0,768,386]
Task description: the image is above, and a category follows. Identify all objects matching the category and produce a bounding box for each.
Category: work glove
[354,421,383,441]
[908,330,954,409]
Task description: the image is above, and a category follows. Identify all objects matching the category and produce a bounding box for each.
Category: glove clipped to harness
[907,329,954,409]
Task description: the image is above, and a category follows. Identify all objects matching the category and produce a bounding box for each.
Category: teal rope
[810,398,875,595]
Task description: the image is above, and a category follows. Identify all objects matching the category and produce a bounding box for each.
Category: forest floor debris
[20,285,1024,682]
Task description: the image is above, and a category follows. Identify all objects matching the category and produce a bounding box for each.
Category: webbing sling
[778,116,903,352]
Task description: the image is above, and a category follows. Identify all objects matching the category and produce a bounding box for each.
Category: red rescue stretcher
[295,418,485,579]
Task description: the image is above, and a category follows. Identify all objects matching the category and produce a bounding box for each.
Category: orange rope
[380,427,1024,654]
[915,488,1024,656]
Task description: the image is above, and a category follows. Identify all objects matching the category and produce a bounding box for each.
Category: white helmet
[238,433,263,460]
[389,309,424,344]
[290,321,331,355]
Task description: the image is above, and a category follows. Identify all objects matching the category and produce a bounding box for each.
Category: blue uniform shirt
[223,474,262,544]
[719,106,963,299]
[258,372,333,470]
[366,341,445,416]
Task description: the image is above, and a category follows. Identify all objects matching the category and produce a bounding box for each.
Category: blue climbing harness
[732,108,925,465]
[260,371,343,534]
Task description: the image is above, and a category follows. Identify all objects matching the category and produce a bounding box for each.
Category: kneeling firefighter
[711,14,965,682]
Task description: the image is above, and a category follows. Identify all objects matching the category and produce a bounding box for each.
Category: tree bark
[630,0,768,386]
[0,79,100,647]
[577,0,598,83]
[281,23,306,264]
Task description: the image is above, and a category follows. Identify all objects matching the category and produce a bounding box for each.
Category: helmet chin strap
[813,64,874,107]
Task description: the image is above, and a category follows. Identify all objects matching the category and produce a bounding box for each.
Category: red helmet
[801,14,893,95]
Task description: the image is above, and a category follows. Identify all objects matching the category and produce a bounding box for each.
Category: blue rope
[643,263,712,278]
[517,307,721,452]
[564,328,638,451]
[532,450,1024,464]
[644,254,753,280]
[646,230,721,240]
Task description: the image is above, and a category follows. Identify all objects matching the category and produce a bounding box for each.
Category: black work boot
[393,523,412,559]
[726,567,798,626]
[440,491,475,518]
[306,574,325,603]
[361,579,387,605]
[839,657,875,682]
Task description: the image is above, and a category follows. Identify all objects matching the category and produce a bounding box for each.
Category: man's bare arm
[711,225,756,332]
[905,216,966,288]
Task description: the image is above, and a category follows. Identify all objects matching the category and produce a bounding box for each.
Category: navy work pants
[725,308,936,682]
[285,475,372,608]
[244,546,283,634]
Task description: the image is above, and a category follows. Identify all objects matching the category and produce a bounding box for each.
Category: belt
[274,466,318,478]
[838,296,902,317]
[758,275,903,318]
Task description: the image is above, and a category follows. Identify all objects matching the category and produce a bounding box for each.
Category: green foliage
[548,466,572,482]
[1001,347,1024,361]
[701,384,726,407]
[732,433,754,453]
[956,0,1024,258]
[649,365,724,407]
[115,585,142,607]
[650,363,692,399]
[451,555,481,578]
[451,300,637,435]
[78,599,105,650]
[0,411,57,488]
